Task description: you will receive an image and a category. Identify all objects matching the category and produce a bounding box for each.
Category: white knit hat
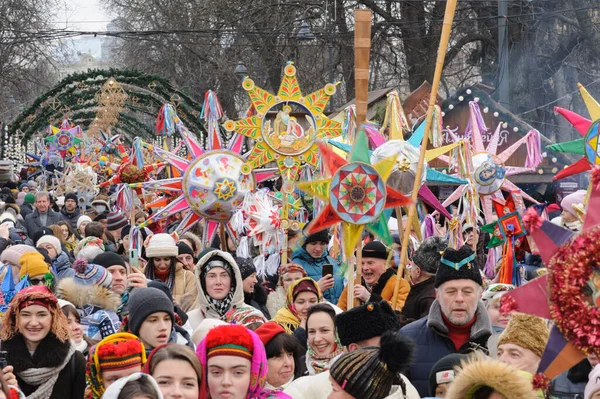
[77,215,92,230]
[102,372,164,399]
[145,233,178,258]
[36,235,62,255]
[586,364,600,399]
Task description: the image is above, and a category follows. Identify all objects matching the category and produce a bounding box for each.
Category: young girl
[0,286,86,399]
[197,324,292,399]
[143,344,201,399]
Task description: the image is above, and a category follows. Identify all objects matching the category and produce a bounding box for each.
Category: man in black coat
[60,192,81,230]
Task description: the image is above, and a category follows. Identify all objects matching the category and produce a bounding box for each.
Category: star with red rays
[296,130,411,259]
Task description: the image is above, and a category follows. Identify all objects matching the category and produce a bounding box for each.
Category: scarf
[17,345,76,399]
[72,339,88,353]
[306,340,344,375]
[272,278,324,334]
[207,290,234,318]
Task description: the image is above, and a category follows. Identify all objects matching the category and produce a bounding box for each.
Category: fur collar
[427,300,492,344]
[366,268,395,295]
[56,277,121,312]
[4,334,70,372]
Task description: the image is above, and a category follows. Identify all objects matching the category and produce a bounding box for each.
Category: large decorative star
[224,62,342,182]
[45,121,82,158]
[297,130,411,258]
[550,83,600,180]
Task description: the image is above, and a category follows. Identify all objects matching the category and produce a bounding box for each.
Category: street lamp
[296,21,315,41]
[234,61,248,79]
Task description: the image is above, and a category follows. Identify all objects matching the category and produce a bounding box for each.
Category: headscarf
[272,277,323,334]
[277,263,307,288]
[196,326,291,399]
[201,256,236,318]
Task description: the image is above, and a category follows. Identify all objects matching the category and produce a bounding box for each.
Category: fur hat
[429,353,470,396]
[445,355,539,399]
[36,235,62,256]
[330,331,414,399]
[72,258,112,288]
[205,325,254,361]
[361,241,389,260]
[86,333,147,399]
[413,236,448,274]
[0,244,37,267]
[234,256,256,280]
[497,313,549,358]
[303,229,329,247]
[585,364,600,399]
[127,287,174,336]
[93,251,127,269]
[77,215,92,230]
[19,252,50,279]
[145,233,178,258]
[106,212,128,231]
[435,245,482,288]
[336,301,400,347]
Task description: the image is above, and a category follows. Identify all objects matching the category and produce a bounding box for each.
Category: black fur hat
[413,236,448,274]
[336,300,400,347]
[434,245,482,288]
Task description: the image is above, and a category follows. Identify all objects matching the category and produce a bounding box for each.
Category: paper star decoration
[550,83,600,180]
[133,104,277,242]
[224,62,342,182]
[45,121,83,158]
[297,130,411,258]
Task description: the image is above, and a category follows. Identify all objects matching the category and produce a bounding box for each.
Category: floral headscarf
[196,326,291,399]
[277,263,307,288]
[272,277,323,334]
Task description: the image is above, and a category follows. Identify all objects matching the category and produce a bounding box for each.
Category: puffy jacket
[399,300,492,397]
[292,247,344,304]
[52,251,75,280]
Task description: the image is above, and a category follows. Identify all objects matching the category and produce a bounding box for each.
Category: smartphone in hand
[322,263,333,277]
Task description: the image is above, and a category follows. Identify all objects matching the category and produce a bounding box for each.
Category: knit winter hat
[205,325,254,361]
[16,191,26,206]
[127,287,175,336]
[93,251,127,269]
[413,236,448,274]
[19,252,50,279]
[330,331,414,399]
[36,234,62,256]
[428,353,470,397]
[65,192,78,203]
[0,212,16,226]
[24,193,34,204]
[434,245,482,288]
[585,364,600,399]
[86,333,147,399]
[93,212,108,222]
[77,215,92,230]
[561,189,586,217]
[336,301,400,347]
[255,322,286,347]
[361,241,389,260]
[145,233,178,258]
[235,256,257,280]
[106,211,128,231]
[72,258,112,288]
[0,244,37,267]
[497,313,549,358]
[303,229,329,247]
[292,279,319,300]
[177,241,194,257]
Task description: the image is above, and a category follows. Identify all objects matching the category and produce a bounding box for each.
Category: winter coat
[20,203,33,219]
[401,277,436,321]
[292,246,344,304]
[60,207,81,230]
[172,261,198,303]
[187,250,267,330]
[245,283,271,319]
[52,251,75,280]
[399,299,492,397]
[4,333,86,399]
[24,208,65,237]
[337,268,410,311]
[283,370,420,399]
[56,277,122,340]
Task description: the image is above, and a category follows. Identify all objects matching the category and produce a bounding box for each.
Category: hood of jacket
[56,277,121,312]
[193,249,244,317]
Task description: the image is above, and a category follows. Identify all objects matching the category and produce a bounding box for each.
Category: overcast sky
[57,0,109,31]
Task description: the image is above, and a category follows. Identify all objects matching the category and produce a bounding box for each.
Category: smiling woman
[0,286,86,399]
[305,304,344,375]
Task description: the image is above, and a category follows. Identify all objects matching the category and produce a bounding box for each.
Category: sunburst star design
[296,130,411,258]
[133,106,277,242]
[550,83,600,180]
[224,62,342,182]
[45,120,83,158]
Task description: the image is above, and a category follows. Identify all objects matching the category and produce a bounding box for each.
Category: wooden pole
[354,240,363,307]
[281,191,289,265]
[391,0,459,310]
[219,223,227,252]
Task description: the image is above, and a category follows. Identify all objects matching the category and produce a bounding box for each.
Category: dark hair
[61,304,81,323]
[117,375,161,399]
[148,344,202,387]
[265,332,306,378]
[306,303,336,331]
[85,222,105,238]
[144,257,177,288]
[472,386,495,399]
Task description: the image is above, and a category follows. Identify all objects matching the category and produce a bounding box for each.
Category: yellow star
[213,178,236,201]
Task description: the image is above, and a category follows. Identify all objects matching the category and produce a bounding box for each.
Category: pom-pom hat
[205,324,254,361]
[72,258,112,288]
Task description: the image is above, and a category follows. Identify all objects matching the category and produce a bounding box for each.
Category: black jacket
[60,207,81,230]
[5,333,86,399]
[401,277,436,321]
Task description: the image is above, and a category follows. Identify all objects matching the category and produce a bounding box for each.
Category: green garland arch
[9,68,207,143]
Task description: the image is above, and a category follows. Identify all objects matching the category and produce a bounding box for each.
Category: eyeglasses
[29,278,45,286]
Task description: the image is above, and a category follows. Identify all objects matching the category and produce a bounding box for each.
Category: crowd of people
[0,181,595,399]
